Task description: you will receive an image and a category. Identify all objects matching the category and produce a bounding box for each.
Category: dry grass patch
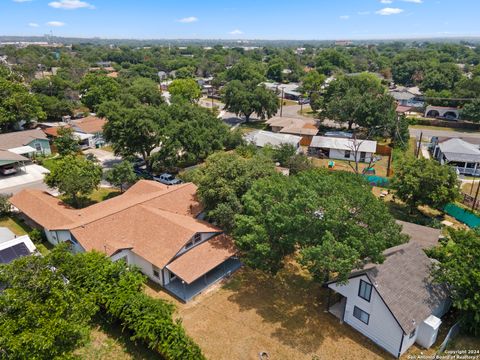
[311,155,390,177]
[146,262,392,360]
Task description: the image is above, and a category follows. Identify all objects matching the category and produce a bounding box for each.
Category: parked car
[0,165,17,176]
[153,173,182,185]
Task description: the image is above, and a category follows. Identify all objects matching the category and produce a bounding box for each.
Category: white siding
[175,232,219,257]
[329,275,404,357]
[128,252,163,285]
[44,229,84,253]
[328,149,373,163]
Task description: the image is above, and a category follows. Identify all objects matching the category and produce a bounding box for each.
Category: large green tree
[320,73,396,131]
[54,126,80,156]
[100,102,170,170]
[104,160,137,192]
[0,254,96,359]
[222,81,279,122]
[79,73,120,111]
[168,78,201,103]
[428,229,480,335]
[461,99,480,122]
[0,77,45,132]
[187,151,276,230]
[45,155,103,207]
[392,157,460,212]
[234,169,406,280]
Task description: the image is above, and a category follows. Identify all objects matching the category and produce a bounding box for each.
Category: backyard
[146,261,393,360]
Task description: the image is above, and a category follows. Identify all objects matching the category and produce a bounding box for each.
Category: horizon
[1,0,479,40]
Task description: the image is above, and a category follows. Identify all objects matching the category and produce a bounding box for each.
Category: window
[34,142,42,152]
[353,306,370,325]
[185,240,194,249]
[193,233,201,243]
[358,280,372,302]
[152,265,160,278]
[344,150,351,158]
[409,329,416,339]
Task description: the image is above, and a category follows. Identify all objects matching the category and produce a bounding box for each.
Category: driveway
[0,164,50,194]
[83,148,121,169]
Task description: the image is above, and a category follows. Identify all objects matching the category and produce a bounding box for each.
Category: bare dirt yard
[146,262,392,360]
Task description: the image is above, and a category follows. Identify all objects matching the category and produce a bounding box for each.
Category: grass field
[146,262,393,360]
[410,124,480,133]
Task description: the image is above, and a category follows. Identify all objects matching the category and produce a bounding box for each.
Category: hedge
[49,246,205,360]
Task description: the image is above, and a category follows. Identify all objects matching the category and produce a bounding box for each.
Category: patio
[164,257,241,302]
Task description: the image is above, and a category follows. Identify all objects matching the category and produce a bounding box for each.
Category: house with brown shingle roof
[70,115,107,148]
[9,180,240,302]
[0,129,51,170]
[325,228,449,358]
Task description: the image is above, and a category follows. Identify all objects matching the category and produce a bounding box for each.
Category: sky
[0,0,479,40]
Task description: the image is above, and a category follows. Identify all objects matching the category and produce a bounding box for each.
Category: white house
[432,137,480,176]
[309,136,377,163]
[245,130,302,151]
[10,181,240,302]
[326,239,449,358]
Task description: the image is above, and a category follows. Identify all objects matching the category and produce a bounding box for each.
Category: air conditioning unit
[416,315,442,349]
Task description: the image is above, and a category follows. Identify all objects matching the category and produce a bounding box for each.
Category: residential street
[409,128,480,140]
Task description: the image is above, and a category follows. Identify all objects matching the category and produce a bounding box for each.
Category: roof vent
[373,281,378,287]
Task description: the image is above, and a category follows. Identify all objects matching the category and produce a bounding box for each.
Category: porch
[327,288,347,322]
[164,257,241,302]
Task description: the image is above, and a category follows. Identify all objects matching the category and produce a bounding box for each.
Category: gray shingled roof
[0,129,47,150]
[396,220,441,248]
[357,242,448,334]
[439,138,480,163]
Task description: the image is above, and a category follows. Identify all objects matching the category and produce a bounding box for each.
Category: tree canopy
[392,157,460,212]
[168,78,201,103]
[0,254,96,359]
[104,160,138,192]
[45,155,103,207]
[428,229,480,335]
[320,73,396,131]
[54,126,80,156]
[234,169,406,281]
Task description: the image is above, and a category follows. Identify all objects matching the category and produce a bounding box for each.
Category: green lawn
[409,124,480,133]
[39,156,61,171]
[61,188,121,209]
[75,316,159,360]
[0,215,53,255]
[239,120,268,134]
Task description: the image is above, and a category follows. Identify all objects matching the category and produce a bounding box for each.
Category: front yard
[146,262,391,360]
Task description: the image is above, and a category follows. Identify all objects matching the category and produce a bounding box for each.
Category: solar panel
[0,243,31,264]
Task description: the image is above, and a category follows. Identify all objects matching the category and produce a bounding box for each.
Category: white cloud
[28,22,39,27]
[229,29,243,35]
[48,0,95,10]
[380,0,393,3]
[177,16,198,23]
[339,15,350,20]
[47,21,65,27]
[376,7,404,15]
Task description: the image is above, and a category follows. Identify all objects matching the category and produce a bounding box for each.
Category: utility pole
[280,87,285,117]
[415,132,423,158]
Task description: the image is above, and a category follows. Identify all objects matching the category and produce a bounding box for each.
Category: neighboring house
[326,231,449,358]
[9,180,240,302]
[70,116,107,149]
[389,86,424,108]
[266,116,318,146]
[425,106,460,120]
[309,136,377,163]
[245,130,302,151]
[431,137,480,176]
[0,129,51,172]
[0,227,37,264]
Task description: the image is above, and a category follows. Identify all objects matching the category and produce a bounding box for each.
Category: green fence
[444,203,480,228]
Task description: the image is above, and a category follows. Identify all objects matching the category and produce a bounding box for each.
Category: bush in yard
[0,194,11,216]
[49,245,205,360]
[28,228,45,243]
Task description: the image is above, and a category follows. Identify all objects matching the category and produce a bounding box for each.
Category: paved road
[409,128,480,140]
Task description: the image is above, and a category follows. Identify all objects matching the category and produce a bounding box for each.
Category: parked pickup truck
[153,173,182,185]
